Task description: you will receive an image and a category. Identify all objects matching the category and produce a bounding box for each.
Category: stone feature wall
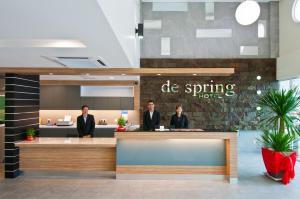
[140,59,277,130]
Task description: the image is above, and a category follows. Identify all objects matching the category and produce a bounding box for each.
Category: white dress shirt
[149,111,154,120]
[83,115,87,123]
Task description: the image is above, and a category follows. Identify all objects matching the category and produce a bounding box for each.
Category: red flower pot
[26,135,34,141]
[116,125,126,132]
[262,147,297,185]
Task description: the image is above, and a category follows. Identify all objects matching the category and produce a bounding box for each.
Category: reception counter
[115,131,238,183]
[15,131,238,183]
[15,138,116,171]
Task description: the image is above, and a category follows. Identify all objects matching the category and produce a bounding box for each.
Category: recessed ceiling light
[256,75,262,80]
[121,74,126,76]
[257,90,262,95]
[0,39,86,48]
[49,73,53,75]
[256,106,262,111]
[235,0,261,26]
[292,0,300,23]
[193,74,197,76]
[157,74,161,76]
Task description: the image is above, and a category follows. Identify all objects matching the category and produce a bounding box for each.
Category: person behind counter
[143,100,160,131]
[77,105,95,138]
[170,104,188,129]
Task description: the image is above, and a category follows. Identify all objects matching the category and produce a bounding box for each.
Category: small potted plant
[26,128,36,141]
[258,88,300,184]
[116,117,126,132]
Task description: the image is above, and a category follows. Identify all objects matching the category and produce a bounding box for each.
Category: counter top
[15,137,116,148]
[115,131,237,139]
[40,124,140,129]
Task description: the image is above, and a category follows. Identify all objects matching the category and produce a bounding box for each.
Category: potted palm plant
[116,117,126,132]
[26,128,36,141]
[258,88,300,184]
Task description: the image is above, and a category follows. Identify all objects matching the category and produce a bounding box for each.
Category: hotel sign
[161,80,236,99]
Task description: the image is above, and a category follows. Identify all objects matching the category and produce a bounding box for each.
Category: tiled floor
[0,152,299,199]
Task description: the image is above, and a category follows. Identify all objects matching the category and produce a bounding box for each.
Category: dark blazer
[77,114,95,137]
[170,113,188,129]
[143,110,160,131]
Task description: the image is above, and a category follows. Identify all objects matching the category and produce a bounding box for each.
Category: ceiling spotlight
[121,74,126,76]
[135,23,144,39]
[256,106,262,111]
[157,74,161,76]
[193,74,197,76]
[292,0,300,23]
[256,75,262,80]
[235,0,261,26]
[49,73,53,75]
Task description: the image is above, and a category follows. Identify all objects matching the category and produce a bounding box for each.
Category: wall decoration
[140,59,277,130]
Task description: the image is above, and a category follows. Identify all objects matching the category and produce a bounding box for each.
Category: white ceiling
[0,0,140,68]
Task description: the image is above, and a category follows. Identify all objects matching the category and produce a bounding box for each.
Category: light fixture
[193,74,197,76]
[256,106,262,111]
[157,74,161,76]
[292,0,300,23]
[0,39,86,48]
[257,90,262,95]
[256,75,262,80]
[49,73,53,75]
[121,74,126,76]
[235,0,261,26]
[135,23,144,39]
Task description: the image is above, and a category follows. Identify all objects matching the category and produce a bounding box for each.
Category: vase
[262,147,297,185]
[116,125,126,132]
[26,135,34,141]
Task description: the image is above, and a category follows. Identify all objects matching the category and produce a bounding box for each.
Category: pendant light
[235,0,261,26]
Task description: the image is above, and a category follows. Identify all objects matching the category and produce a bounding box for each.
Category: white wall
[277,0,300,80]
[141,2,279,59]
[97,0,141,67]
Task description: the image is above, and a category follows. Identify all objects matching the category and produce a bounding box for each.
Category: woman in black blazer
[170,104,188,129]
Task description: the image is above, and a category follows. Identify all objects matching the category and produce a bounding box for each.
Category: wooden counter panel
[117,165,225,175]
[19,146,116,171]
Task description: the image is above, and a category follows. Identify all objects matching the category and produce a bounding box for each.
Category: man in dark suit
[77,105,95,138]
[143,100,160,131]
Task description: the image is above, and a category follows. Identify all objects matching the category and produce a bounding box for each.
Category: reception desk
[115,131,238,183]
[15,138,116,171]
[15,131,238,183]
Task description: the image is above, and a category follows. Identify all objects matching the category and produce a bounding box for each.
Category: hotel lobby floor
[0,152,300,199]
